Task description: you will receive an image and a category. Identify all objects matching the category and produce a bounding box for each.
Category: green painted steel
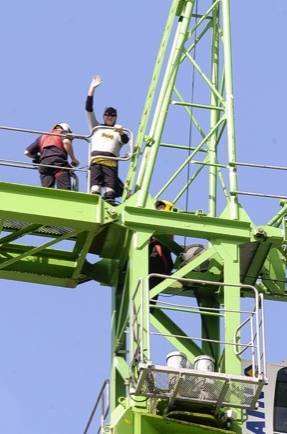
[1,1,287,434]
[221,0,239,220]
[122,0,181,200]
[209,0,220,217]
[137,0,195,206]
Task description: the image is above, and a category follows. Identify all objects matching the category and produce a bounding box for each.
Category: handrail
[0,123,134,195]
[234,161,287,172]
[83,379,110,434]
[0,124,134,148]
[233,161,287,203]
[0,158,88,173]
[155,298,255,315]
[133,274,266,381]
[0,123,134,156]
[0,124,89,141]
[235,190,287,201]
[1,123,286,208]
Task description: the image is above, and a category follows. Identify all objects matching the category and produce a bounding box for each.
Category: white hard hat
[53,122,72,134]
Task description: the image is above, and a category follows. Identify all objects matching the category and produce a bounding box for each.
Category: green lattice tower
[0,1,287,434]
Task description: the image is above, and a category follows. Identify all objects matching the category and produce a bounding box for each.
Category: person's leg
[102,165,117,204]
[38,163,55,188]
[55,169,71,190]
[40,173,55,188]
[149,276,161,308]
[90,164,103,194]
[149,262,167,309]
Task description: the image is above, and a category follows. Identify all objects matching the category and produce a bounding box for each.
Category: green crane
[0,1,287,433]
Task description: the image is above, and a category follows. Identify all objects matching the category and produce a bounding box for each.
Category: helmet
[53,122,72,134]
[155,200,174,212]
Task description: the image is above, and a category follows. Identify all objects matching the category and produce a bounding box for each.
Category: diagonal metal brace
[0,229,78,270]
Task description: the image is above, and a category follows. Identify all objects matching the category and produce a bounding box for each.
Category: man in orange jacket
[25,123,79,190]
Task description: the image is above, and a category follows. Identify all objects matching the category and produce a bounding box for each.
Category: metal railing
[0,124,134,194]
[233,160,287,202]
[1,122,287,208]
[156,137,287,209]
[129,274,267,409]
[143,274,265,377]
[83,379,110,434]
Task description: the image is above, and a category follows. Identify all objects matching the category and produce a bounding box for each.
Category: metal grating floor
[133,364,264,409]
[1,219,74,237]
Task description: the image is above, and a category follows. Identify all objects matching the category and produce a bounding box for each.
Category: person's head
[103,107,117,126]
[52,122,72,134]
[155,200,174,211]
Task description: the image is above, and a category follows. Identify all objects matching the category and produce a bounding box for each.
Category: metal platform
[132,363,264,410]
[2,218,73,237]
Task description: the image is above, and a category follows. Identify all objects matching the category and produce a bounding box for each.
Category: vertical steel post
[221,0,239,219]
[123,0,180,200]
[137,0,195,206]
[128,232,150,407]
[222,242,242,432]
[208,0,220,217]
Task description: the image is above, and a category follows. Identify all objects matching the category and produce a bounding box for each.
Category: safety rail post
[259,294,267,379]
[250,312,256,380]
[83,379,110,434]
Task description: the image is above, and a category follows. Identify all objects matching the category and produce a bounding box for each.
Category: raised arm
[86,75,102,131]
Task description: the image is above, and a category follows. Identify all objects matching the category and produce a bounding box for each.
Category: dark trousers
[39,157,71,190]
[90,164,118,198]
[149,254,173,308]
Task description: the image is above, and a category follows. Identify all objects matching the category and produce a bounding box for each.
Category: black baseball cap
[104,107,117,116]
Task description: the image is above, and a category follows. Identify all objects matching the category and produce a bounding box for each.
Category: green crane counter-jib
[1,1,287,433]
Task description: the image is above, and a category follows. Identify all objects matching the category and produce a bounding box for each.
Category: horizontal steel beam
[121,207,251,240]
[0,182,106,230]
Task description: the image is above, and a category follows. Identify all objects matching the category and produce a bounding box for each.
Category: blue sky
[1,1,287,433]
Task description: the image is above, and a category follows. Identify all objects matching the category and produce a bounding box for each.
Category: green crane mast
[0,1,287,433]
